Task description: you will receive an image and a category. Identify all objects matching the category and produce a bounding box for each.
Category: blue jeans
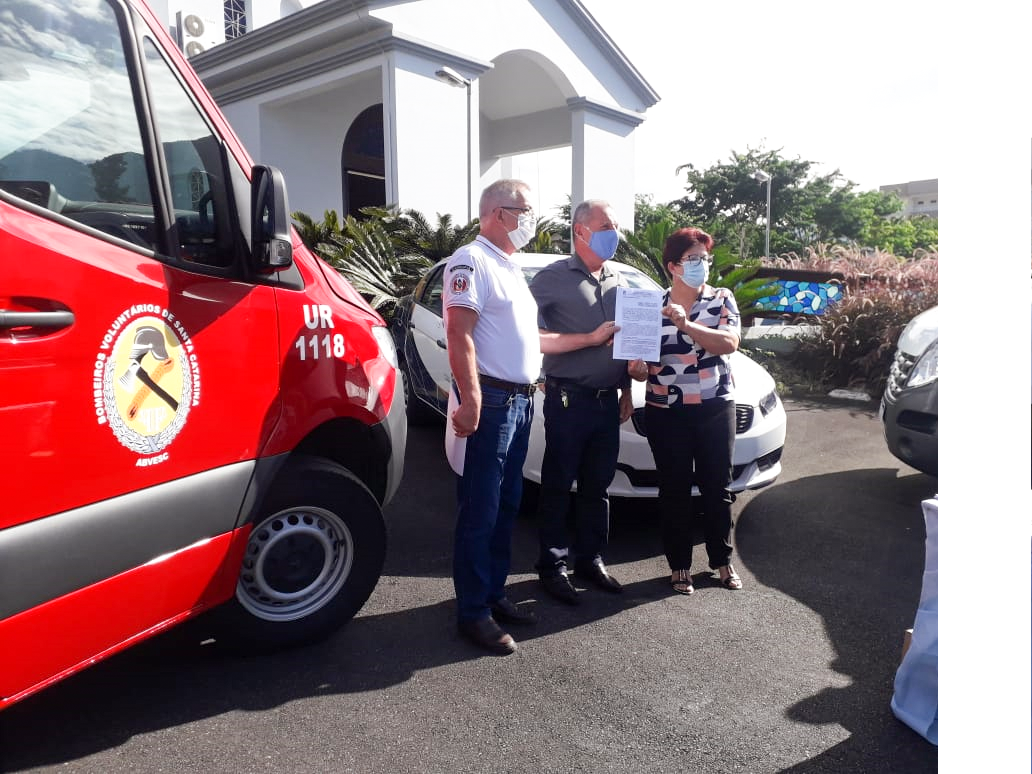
[535,385,620,576]
[453,384,534,623]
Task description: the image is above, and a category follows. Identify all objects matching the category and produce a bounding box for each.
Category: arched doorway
[341,104,386,217]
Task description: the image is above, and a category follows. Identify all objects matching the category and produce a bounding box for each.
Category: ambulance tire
[216,456,386,651]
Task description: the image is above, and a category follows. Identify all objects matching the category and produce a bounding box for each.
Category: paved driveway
[0,398,938,773]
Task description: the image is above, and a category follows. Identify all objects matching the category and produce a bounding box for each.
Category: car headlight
[758,390,779,417]
[372,325,398,369]
[906,339,937,388]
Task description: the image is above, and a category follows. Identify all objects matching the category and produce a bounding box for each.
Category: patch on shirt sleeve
[450,272,471,294]
[450,264,474,273]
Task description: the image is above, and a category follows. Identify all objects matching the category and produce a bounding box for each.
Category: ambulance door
[0,0,280,693]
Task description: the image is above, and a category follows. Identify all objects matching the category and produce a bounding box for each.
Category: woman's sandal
[718,565,742,590]
[670,569,694,595]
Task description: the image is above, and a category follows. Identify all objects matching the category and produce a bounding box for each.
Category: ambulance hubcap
[236,507,354,622]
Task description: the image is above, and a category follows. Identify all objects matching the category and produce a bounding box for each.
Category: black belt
[545,377,617,399]
[479,373,537,397]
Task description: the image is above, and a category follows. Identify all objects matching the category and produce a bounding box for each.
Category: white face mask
[507,212,536,250]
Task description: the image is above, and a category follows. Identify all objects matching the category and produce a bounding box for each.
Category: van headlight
[906,339,937,388]
[758,390,779,416]
[372,325,398,369]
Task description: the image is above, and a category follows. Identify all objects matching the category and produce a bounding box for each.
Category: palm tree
[314,214,431,320]
[377,207,479,262]
[618,217,776,320]
[617,217,675,285]
[527,216,566,254]
[292,209,342,251]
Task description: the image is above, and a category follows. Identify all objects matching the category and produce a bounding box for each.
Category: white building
[150,0,659,229]
[879,179,982,220]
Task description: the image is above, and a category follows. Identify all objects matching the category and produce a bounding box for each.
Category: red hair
[662,228,714,277]
[663,228,713,262]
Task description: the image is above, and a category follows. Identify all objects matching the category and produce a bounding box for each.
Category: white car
[390,253,786,497]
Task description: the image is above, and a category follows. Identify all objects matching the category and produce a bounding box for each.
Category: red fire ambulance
[0,0,407,709]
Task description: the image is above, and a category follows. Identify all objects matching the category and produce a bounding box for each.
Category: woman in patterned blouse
[628,227,742,595]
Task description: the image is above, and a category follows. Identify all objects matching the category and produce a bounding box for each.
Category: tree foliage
[373,207,480,263]
[311,213,431,319]
[292,206,473,319]
[671,146,934,259]
[620,195,776,318]
[769,246,938,394]
[528,216,567,254]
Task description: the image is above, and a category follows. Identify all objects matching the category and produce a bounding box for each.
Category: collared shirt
[442,235,540,384]
[645,285,740,407]
[529,253,628,390]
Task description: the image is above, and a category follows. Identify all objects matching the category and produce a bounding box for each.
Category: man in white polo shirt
[443,179,540,656]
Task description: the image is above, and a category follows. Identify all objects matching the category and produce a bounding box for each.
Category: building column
[384,49,489,223]
[568,97,644,231]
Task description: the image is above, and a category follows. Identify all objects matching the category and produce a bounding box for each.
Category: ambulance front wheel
[217,456,386,650]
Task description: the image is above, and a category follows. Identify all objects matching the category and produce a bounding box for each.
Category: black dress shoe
[540,571,580,605]
[490,598,537,625]
[458,617,517,655]
[576,562,623,593]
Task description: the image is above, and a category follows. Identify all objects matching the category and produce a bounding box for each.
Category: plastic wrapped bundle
[891,497,986,747]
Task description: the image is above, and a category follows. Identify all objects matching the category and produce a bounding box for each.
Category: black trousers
[644,401,735,571]
[535,383,620,576]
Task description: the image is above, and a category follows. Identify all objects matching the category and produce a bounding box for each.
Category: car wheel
[213,456,386,651]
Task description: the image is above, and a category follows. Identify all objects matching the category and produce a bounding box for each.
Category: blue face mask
[678,259,709,288]
[587,228,619,261]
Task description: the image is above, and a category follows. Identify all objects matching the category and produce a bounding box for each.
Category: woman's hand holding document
[613,287,663,361]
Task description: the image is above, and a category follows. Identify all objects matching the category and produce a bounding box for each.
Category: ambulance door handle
[0,309,75,331]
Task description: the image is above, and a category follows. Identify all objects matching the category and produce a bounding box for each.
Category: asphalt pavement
[0,397,938,773]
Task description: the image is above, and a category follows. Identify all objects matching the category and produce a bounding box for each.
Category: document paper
[444,385,465,475]
[613,287,663,361]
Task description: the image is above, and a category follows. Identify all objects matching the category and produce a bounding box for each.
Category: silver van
[879,307,982,478]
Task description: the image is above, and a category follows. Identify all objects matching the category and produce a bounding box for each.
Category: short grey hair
[479,179,530,218]
[572,199,611,226]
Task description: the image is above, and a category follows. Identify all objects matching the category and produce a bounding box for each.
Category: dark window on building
[341,104,385,217]
[224,0,246,39]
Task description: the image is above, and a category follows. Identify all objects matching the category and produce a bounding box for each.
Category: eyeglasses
[680,253,712,265]
[498,206,534,217]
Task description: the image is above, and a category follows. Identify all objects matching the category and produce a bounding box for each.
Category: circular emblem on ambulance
[93,306,200,462]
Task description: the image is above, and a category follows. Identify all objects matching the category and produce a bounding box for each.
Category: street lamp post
[751,169,771,258]
[435,66,472,223]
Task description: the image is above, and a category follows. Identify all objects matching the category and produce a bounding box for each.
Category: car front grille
[885,350,917,400]
[631,403,754,436]
[735,404,753,434]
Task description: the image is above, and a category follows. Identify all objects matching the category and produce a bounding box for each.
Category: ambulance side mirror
[251,164,293,272]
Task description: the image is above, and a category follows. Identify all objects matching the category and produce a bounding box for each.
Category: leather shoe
[539,571,580,605]
[576,562,623,593]
[490,598,537,625]
[457,617,517,655]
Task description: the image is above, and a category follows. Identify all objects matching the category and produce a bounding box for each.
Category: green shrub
[774,246,937,395]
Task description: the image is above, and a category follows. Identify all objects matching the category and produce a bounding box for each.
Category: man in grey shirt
[530,199,634,605]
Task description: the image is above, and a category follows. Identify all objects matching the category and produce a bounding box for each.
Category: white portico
[159,0,658,227]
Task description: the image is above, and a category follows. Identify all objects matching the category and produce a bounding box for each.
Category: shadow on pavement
[0,573,672,771]
[0,423,667,771]
[735,466,938,772]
